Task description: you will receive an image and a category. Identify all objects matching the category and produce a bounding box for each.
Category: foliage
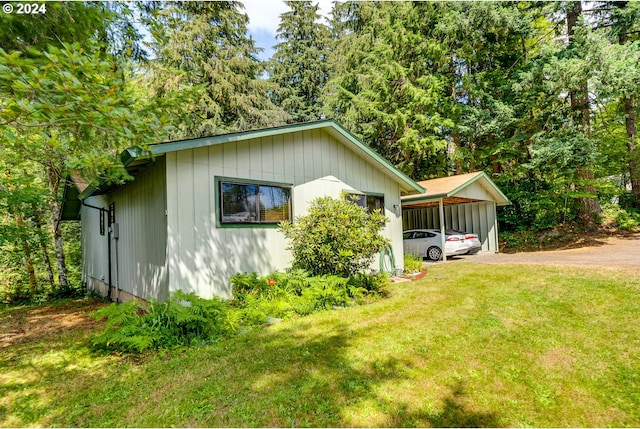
[323,2,453,178]
[601,203,640,231]
[279,195,389,277]
[143,1,288,138]
[230,269,389,321]
[91,291,239,353]
[0,2,175,299]
[92,269,389,354]
[403,252,423,273]
[268,1,330,123]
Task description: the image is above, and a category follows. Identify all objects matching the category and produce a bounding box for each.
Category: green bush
[92,270,390,354]
[230,270,389,318]
[91,291,240,353]
[403,253,422,273]
[602,203,640,231]
[279,195,389,277]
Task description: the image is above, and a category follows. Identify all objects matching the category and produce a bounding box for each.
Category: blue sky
[242,0,333,61]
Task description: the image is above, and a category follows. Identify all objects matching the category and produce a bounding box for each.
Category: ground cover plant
[1,263,639,427]
[90,270,389,354]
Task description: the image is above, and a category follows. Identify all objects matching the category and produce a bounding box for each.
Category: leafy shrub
[230,270,389,318]
[602,203,640,231]
[403,253,422,273]
[279,195,389,277]
[92,271,390,354]
[91,291,239,353]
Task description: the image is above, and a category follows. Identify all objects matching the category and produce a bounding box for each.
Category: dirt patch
[0,298,108,350]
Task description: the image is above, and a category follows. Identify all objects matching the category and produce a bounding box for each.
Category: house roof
[62,120,425,219]
[401,171,511,208]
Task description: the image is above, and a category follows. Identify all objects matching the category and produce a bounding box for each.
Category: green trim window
[219,179,291,225]
[347,193,385,213]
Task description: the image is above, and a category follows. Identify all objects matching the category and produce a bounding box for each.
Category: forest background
[1,1,639,302]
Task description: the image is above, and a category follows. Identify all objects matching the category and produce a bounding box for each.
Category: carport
[401,172,511,260]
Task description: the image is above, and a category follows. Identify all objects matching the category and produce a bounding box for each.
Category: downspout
[110,222,120,302]
[80,200,112,300]
[439,198,447,262]
[493,201,499,254]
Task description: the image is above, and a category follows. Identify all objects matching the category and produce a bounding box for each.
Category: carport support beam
[439,197,446,262]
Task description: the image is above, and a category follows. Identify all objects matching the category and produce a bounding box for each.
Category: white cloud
[242,0,333,35]
[242,0,334,61]
[242,0,289,35]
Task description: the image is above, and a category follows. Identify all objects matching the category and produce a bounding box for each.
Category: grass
[1,263,640,427]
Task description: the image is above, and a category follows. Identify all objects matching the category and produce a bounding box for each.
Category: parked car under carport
[403,229,469,261]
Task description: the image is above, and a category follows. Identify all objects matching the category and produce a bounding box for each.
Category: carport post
[439,197,446,262]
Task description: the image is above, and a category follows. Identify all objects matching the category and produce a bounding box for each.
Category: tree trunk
[617,16,640,208]
[16,212,38,294]
[624,96,640,208]
[33,206,56,289]
[47,163,68,289]
[567,1,602,226]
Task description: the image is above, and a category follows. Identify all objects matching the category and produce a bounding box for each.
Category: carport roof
[401,171,511,209]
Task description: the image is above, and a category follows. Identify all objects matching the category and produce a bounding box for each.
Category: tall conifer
[268,1,330,123]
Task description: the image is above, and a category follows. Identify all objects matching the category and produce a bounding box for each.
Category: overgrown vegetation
[91,270,389,354]
[91,290,239,353]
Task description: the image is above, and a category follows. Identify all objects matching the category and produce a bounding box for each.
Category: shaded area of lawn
[1,264,639,427]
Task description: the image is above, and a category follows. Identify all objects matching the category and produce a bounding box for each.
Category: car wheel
[426,246,442,261]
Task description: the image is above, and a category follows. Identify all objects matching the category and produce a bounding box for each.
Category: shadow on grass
[1,299,504,427]
[167,317,505,428]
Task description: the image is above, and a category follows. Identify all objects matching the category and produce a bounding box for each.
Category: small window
[220,180,291,225]
[347,193,385,213]
[403,231,414,240]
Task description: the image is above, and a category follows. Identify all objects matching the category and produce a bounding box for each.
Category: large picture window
[219,179,291,225]
[347,193,385,213]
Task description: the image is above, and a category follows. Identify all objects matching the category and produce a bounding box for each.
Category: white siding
[402,201,499,252]
[80,195,110,290]
[165,129,405,299]
[82,159,168,301]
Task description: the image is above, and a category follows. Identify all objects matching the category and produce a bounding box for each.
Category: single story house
[61,120,425,302]
[401,171,511,257]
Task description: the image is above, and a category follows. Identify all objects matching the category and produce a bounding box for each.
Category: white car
[403,229,469,261]
[447,229,482,254]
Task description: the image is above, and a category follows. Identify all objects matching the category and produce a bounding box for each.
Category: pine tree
[589,1,640,208]
[323,2,453,178]
[268,1,330,123]
[147,1,288,137]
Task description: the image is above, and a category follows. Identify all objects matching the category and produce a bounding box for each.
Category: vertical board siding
[110,158,168,301]
[165,129,407,299]
[80,195,110,288]
[402,201,500,252]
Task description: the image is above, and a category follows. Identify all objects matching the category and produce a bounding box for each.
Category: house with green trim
[62,120,425,302]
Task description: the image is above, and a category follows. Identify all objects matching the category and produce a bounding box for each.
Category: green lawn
[1,263,639,427]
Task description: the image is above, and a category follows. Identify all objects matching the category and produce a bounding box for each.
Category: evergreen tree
[146,1,288,138]
[268,1,330,123]
[589,1,640,208]
[323,2,453,178]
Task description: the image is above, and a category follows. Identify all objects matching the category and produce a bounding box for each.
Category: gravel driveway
[441,233,640,270]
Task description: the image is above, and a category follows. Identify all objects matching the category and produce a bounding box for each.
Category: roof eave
[114,120,425,195]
